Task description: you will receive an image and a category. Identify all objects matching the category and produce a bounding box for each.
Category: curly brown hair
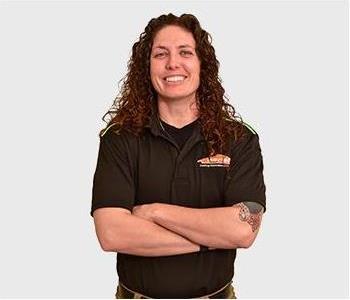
[100,13,247,156]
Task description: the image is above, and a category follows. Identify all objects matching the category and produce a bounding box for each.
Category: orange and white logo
[197,154,231,168]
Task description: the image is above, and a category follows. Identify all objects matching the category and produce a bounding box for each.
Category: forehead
[152,25,196,49]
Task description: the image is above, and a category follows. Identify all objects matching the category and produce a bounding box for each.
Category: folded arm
[93,207,200,257]
[134,202,264,249]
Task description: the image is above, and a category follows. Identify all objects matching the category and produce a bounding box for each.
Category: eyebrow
[152,44,194,51]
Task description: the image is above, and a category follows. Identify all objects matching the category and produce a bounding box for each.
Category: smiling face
[150,25,201,103]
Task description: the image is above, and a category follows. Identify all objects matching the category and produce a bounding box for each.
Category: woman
[91,13,266,299]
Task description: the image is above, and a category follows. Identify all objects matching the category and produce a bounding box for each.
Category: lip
[163,74,188,80]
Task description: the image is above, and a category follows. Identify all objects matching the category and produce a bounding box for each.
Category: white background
[0,0,348,298]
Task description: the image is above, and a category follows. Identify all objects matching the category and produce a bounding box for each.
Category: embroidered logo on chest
[197,154,231,168]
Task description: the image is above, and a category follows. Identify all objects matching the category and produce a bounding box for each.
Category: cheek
[149,65,157,88]
[150,59,163,73]
[191,66,201,85]
[150,62,163,82]
[187,61,200,80]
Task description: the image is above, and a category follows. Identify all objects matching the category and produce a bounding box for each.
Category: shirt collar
[144,103,205,143]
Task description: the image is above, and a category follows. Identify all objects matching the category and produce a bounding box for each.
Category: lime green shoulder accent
[223,117,258,134]
[100,123,121,137]
[242,122,258,135]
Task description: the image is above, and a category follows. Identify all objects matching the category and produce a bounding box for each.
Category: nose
[165,53,180,70]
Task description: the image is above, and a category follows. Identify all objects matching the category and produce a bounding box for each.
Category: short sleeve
[223,131,266,212]
[90,129,135,216]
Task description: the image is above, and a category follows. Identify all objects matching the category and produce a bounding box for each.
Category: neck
[157,95,199,129]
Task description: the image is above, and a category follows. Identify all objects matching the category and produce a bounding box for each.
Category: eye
[180,50,193,56]
[154,52,166,58]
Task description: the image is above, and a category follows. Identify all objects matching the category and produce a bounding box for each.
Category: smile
[163,75,187,83]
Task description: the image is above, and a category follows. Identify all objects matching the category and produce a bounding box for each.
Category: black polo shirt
[91,111,266,298]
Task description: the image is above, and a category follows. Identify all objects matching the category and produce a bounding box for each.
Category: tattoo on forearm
[235,202,263,232]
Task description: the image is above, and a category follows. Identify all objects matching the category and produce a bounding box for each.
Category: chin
[162,95,192,101]
[159,90,197,101]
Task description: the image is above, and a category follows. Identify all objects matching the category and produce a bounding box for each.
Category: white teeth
[165,76,186,82]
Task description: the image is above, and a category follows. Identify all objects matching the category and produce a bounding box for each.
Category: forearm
[153,204,250,249]
[105,213,200,257]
